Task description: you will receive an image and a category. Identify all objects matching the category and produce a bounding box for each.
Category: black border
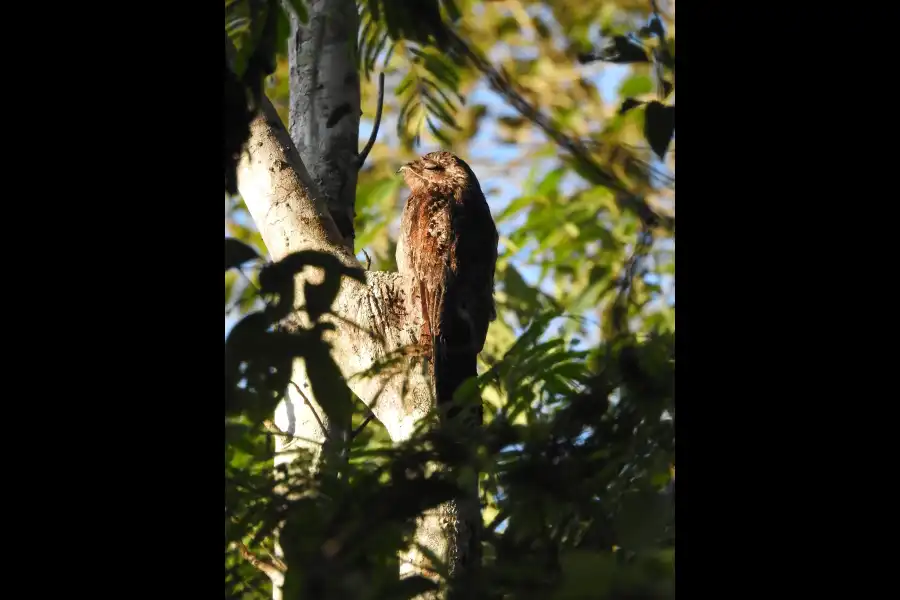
[676,1,858,592]
[57,2,222,593]
[23,0,868,594]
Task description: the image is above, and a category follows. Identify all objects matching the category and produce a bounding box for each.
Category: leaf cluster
[580,10,675,160]
[359,0,469,147]
[226,297,673,600]
[225,239,673,599]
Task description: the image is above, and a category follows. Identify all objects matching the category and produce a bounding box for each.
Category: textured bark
[288,0,360,250]
[230,3,476,595]
[237,98,434,442]
[401,478,481,596]
[239,96,463,599]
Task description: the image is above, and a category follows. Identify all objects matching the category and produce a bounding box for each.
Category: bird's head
[397,151,477,193]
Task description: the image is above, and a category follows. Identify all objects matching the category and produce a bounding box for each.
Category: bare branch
[351,410,376,439]
[235,541,286,585]
[357,71,385,169]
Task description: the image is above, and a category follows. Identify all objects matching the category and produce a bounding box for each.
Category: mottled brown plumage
[397,151,498,422]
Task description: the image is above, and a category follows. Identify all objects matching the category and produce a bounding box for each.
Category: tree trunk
[237,97,434,442]
[288,0,360,252]
[230,2,478,595]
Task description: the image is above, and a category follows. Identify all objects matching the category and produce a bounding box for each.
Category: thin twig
[261,419,292,447]
[235,541,286,580]
[262,419,282,434]
[361,249,372,270]
[237,267,262,296]
[351,411,376,439]
[485,508,509,533]
[225,267,266,316]
[357,71,385,169]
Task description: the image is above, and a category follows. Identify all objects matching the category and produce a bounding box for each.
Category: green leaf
[422,78,461,116]
[225,238,259,271]
[537,167,566,199]
[502,264,543,323]
[497,194,535,223]
[426,117,453,144]
[496,16,520,38]
[568,280,608,314]
[355,178,400,250]
[643,101,675,159]
[421,88,457,127]
[619,75,653,98]
[395,72,415,97]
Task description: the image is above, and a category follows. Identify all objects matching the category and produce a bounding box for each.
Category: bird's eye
[423,162,442,171]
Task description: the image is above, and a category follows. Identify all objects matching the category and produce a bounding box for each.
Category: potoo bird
[397,151,498,424]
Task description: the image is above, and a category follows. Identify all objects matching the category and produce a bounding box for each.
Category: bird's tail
[426,285,480,424]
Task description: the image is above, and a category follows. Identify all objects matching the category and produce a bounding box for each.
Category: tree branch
[237,88,442,600]
[230,9,472,597]
[357,71,385,169]
[235,541,286,587]
[288,0,362,250]
[350,410,376,439]
[237,94,433,443]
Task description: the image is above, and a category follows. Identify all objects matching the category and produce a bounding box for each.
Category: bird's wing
[450,187,498,353]
[404,190,455,341]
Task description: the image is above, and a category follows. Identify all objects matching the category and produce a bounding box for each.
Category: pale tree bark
[237,97,434,444]
[230,2,477,598]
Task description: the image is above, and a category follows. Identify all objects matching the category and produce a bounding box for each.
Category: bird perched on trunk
[397,151,498,424]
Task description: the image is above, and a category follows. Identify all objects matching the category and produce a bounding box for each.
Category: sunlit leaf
[620,74,653,98]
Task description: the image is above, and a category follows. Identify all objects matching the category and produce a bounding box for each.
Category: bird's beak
[396,164,408,175]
